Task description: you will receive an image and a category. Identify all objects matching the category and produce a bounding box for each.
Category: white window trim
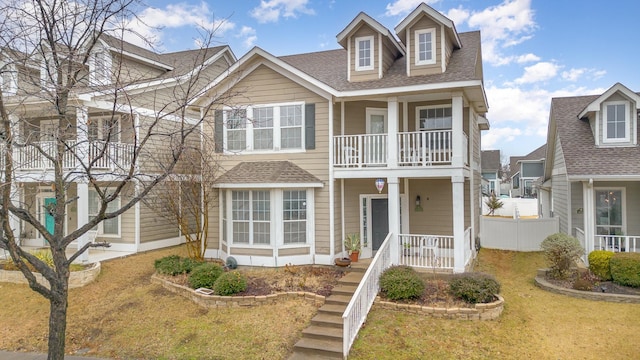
[88,188,121,238]
[89,49,112,86]
[223,102,305,154]
[415,28,436,66]
[224,188,314,249]
[415,104,452,130]
[602,101,630,143]
[365,108,388,133]
[88,115,121,142]
[355,35,374,71]
[594,187,626,236]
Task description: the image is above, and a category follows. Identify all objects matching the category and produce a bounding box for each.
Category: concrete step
[302,325,343,341]
[311,313,343,329]
[324,294,352,306]
[330,284,357,296]
[288,352,342,360]
[291,338,343,359]
[317,303,346,315]
[349,260,370,272]
[338,272,365,286]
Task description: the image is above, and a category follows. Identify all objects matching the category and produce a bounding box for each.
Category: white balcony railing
[398,233,455,269]
[5,140,134,171]
[333,134,388,167]
[397,130,453,166]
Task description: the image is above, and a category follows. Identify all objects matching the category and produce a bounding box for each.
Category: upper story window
[603,101,630,143]
[88,116,120,142]
[223,102,305,153]
[89,50,112,85]
[415,29,436,65]
[417,105,452,130]
[355,36,374,71]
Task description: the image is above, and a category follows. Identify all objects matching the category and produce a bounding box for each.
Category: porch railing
[397,130,453,166]
[7,140,134,171]
[342,232,393,358]
[398,233,454,269]
[594,234,640,253]
[333,134,387,167]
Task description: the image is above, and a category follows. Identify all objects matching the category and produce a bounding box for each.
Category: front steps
[288,260,369,359]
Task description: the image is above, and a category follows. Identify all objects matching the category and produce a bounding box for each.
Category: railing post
[452,175,465,272]
[451,94,464,167]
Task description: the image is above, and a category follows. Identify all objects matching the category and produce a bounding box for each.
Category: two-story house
[481,149,501,195]
[1,34,236,260]
[542,82,640,257]
[510,144,545,198]
[196,3,489,273]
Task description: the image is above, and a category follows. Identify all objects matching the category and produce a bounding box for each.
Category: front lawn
[349,249,640,360]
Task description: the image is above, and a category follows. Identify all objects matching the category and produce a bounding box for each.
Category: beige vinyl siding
[408,179,453,236]
[279,247,310,256]
[333,181,343,255]
[408,16,442,77]
[112,56,166,84]
[570,182,584,234]
[551,135,569,234]
[381,38,397,75]
[350,27,379,82]
[139,183,179,243]
[231,247,273,256]
[344,101,387,134]
[206,189,220,250]
[205,64,331,256]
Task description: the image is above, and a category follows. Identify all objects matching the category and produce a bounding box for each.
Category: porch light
[415,195,423,212]
[375,178,385,193]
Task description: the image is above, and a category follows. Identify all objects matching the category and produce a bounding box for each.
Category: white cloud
[238,26,257,49]
[515,53,540,63]
[482,127,523,149]
[561,68,586,82]
[250,0,315,24]
[445,7,470,25]
[513,61,559,84]
[384,0,437,17]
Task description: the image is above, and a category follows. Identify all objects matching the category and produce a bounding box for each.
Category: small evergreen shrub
[610,253,640,288]
[154,255,203,276]
[588,250,614,280]
[572,272,596,291]
[449,272,500,304]
[188,263,224,289]
[213,270,247,296]
[379,266,424,301]
[540,233,584,279]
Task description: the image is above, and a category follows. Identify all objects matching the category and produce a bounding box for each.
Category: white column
[8,114,20,241]
[452,175,465,272]
[77,182,90,262]
[468,108,476,255]
[76,106,89,166]
[583,180,594,254]
[451,94,464,167]
[388,176,400,264]
[328,100,336,263]
[387,97,398,168]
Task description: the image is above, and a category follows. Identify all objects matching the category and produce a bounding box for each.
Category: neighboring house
[542,82,640,257]
[0,34,236,259]
[481,150,501,195]
[195,3,489,273]
[509,144,545,198]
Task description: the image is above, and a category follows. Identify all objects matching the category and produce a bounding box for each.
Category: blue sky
[131,0,640,161]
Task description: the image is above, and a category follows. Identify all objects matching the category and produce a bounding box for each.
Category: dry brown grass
[349,249,640,360]
[0,246,320,359]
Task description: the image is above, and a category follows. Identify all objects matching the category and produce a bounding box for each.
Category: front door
[371,198,389,251]
[44,198,56,235]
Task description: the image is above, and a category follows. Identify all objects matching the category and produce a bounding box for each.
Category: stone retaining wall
[0,262,101,289]
[534,269,640,304]
[151,274,325,308]
[374,295,504,320]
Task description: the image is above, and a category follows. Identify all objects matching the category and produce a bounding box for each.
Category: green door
[44,198,56,235]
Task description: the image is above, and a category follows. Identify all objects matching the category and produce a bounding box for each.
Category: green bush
[213,270,247,296]
[379,266,424,301]
[154,255,203,276]
[540,233,584,279]
[448,272,501,304]
[188,263,224,289]
[588,250,615,280]
[610,253,640,288]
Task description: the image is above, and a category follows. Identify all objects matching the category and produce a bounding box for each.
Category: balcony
[333,130,468,168]
[1,140,134,172]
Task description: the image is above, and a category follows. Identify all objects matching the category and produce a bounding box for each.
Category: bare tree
[0,1,230,358]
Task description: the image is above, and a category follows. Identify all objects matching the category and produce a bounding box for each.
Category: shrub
[379,266,424,301]
[449,272,501,304]
[573,271,597,291]
[610,253,640,288]
[154,255,203,276]
[188,263,224,289]
[588,250,615,280]
[540,233,584,279]
[213,270,247,296]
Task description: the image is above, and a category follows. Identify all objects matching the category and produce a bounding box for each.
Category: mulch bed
[545,271,640,296]
[378,278,477,308]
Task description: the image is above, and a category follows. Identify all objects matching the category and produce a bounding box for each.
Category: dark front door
[371,198,389,250]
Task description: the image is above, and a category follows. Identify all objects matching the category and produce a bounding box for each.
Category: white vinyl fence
[480,216,559,251]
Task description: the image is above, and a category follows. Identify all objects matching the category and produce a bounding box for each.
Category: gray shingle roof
[215,161,322,186]
[552,95,640,176]
[481,150,501,172]
[278,31,481,91]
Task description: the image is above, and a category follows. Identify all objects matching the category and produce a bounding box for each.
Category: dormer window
[90,50,112,85]
[355,36,374,71]
[603,101,630,143]
[415,29,436,65]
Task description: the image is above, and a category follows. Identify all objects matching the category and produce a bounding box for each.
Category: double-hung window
[603,101,629,143]
[232,190,271,245]
[417,105,452,130]
[223,103,304,152]
[283,190,307,244]
[355,36,374,71]
[415,29,436,65]
[88,188,120,236]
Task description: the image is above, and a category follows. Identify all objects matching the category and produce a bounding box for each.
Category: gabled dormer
[578,82,640,147]
[336,12,404,82]
[394,3,461,76]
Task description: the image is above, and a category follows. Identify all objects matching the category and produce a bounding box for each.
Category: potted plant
[344,233,361,262]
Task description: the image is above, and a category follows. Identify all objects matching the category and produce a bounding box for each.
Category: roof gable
[336,12,404,55]
[578,82,640,118]
[394,3,461,49]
